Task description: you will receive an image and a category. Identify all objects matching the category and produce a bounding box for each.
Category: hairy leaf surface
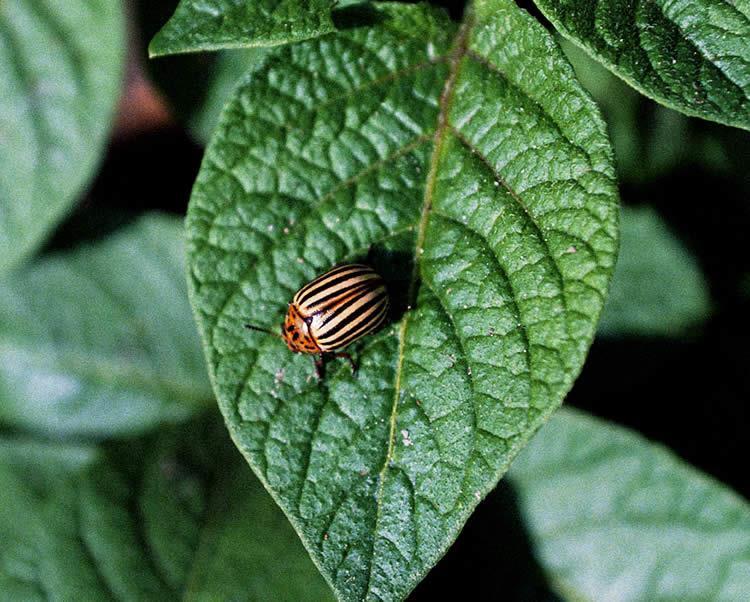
[0,215,211,438]
[0,416,334,601]
[532,0,750,130]
[0,0,124,274]
[511,409,750,601]
[149,0,337,56]
[187,1,619,599]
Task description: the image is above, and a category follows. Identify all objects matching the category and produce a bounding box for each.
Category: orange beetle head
[282,303,321,354]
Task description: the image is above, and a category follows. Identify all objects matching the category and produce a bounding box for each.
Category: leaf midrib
[650,0,750,94]
[365,14,474,597]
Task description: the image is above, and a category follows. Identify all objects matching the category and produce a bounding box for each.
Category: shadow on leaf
[332,4,388,32]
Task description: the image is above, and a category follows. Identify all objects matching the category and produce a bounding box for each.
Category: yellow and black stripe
[290,264,389,352]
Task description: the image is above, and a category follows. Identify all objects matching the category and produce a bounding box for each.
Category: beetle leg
[334,352,357,376]
[314,355,325,380]
[313,353,356,379]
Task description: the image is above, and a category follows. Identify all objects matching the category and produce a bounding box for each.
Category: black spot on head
[292,332,300,341]
[287,324,295,332]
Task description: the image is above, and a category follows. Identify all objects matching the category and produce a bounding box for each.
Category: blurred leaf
[187,1,619,599]
[0,437,97,497]
[533,0,750,131]
[190,48,270,144]
[560,40,642,178]
[598,206,710,337]
[134,0,218,126]
[0,415,335,600]
[510,408,750,601]
[0,214,211,438]
[149,0,337,57]
[0,0,125,275]
[560,40,734,182]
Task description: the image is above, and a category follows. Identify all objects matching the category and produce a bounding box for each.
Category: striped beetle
[246,264,389,378]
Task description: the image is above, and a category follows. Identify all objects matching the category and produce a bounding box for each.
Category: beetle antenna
[245,324,284,339]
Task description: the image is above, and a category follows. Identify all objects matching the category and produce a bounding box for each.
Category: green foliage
[186,1,618,598]
[533,0,750,131]
[149,0,337,56]
[1,0,741,599]
[0,414,334,601]
[511,408,750,600]
[0,215,211,438]
[599,206,710,337]
[0,0,124,275]
[190,48,270,143]
[560,40,732,182]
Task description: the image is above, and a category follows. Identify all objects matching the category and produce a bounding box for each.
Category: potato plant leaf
[0,0,124,275]
[149,0,337,56]
[510,408,750,600]
[532,0,750,130]
[0,215,212,438]
[0,416,334,601]
[599,206,710,337]
[187,1,619,599]
[190,48,270,144]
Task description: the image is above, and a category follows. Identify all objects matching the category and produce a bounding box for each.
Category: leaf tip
[147,35,167,59]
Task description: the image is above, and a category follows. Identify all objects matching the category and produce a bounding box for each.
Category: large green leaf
[0,0,124,275]
[187,1,619,598]
[598,206,710,337]
[533,0,750,130]
[0,214,211,438]
[149,0,337,56]
[0,415,335,600]
[510,408,750,600]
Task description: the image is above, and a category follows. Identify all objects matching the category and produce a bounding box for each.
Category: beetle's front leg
[314,355,325,380]
[334,352,357,376]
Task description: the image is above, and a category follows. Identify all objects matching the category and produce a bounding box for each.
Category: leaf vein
[448,125,575,346]
[365,16,474,596]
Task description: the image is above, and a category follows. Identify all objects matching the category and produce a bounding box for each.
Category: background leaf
[560,39,734,182]
[0,214,211,438]
[0,414,335,601]
[0,0,124,275]
[510,408,750,601]
[149,0,338,57]
[190,48,270,144]
[598,205,710,337]
[187,1,618,599]
[532,0,750,130]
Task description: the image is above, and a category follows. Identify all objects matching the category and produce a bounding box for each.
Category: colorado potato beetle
[246,263,389,377]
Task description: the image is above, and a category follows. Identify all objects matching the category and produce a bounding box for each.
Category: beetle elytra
[246,263,389,377]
